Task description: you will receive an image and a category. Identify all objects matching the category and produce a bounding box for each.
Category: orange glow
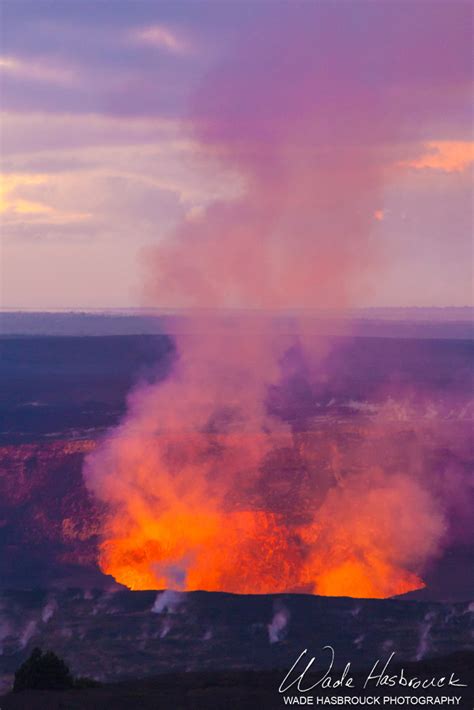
[404,141,474,173]
[88,426,433,599]
[98,507,425,598]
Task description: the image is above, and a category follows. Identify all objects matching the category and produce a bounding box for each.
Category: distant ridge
[1,308,472,338]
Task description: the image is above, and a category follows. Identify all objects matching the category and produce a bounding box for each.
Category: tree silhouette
[13,647,74,692]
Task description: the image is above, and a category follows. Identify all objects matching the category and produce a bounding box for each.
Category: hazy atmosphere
[1,0,472,309]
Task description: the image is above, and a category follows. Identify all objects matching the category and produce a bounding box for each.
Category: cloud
[0,115,241,307]
[0,172,92,225]
[0,55,79,86]
[0,9,203,119]
[0,111,185,155]
[0,110,241,245]
[403,141,474,173]
[1,1,472,310]
[0,173,47,213]
[133,25,189,54]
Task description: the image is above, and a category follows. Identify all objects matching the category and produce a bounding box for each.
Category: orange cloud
[404,141,474,173]
[0,173,90,223]
[0,174,47,214]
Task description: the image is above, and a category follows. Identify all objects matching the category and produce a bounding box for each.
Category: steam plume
[268,601,290,644]
[84,5,464,597]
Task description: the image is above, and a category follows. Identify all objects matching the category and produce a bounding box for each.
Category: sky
[0,0,472,310]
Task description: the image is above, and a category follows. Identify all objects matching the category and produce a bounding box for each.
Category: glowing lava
[86,428,438,598]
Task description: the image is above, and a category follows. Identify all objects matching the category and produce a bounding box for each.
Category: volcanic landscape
[0,313,473,700]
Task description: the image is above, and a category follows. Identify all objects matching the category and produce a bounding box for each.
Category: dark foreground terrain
[1,652,473,709]
[0,589,472,696]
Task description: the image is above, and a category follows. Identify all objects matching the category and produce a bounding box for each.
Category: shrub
[13,647,74,692]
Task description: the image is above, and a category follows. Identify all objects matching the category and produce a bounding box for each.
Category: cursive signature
[278,647,467,694]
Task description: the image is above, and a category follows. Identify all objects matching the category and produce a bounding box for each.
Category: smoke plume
[268,601,290,644]
[84,5,467,597]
